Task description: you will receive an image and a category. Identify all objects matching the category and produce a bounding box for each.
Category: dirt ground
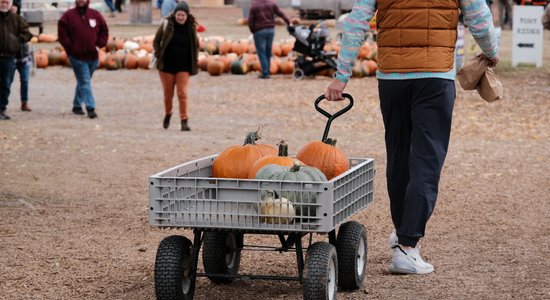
[1,6,549,300]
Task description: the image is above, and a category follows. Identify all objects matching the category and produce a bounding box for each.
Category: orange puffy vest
[376,0,460,73]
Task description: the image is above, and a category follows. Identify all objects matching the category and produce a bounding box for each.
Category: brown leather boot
[181,119,190,131]
[21,102,31,112]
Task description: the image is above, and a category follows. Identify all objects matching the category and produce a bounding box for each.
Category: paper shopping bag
[457,56,487,90]
[476,68,504,103]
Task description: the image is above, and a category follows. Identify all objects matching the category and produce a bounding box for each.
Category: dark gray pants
[378,78,455,247]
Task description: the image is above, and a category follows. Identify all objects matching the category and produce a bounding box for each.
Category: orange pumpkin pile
[29,32,378,76]
[212,130,350,181]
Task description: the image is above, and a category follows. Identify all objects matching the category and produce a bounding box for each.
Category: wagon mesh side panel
[332,159,375,226]
[149,156,374,233]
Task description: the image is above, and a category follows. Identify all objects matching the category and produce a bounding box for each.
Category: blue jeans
[0,57,16,111]
[69,56,98,110]
[253,28,275,77]
[11,61,31,102]
[104,0,116,12]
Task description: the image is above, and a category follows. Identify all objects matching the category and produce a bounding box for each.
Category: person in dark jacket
[248,0,291,79]
[9,2,33,112]
[58,0,108,119]
[153,1,198,131]
[0,0,32,120]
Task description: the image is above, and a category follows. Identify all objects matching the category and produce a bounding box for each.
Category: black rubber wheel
[303,242,338,300]
[335,221,368,290]
[202,232,242,284]
[293,68,305,80]
[154,235,195,300]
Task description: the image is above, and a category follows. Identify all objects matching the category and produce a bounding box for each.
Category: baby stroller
[288,21,338,79]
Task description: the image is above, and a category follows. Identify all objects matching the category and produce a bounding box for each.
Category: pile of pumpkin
[198,36,378,78]
[31,33,379,77]
[32,35,156,70]
[211,129,350,224]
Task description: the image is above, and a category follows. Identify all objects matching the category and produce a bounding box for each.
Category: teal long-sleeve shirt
[335,0,499,83]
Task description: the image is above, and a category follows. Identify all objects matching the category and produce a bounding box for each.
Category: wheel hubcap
[181,276,191,294]
[225,234,237,268]
[357,236,366,276]
[328,258,336,300]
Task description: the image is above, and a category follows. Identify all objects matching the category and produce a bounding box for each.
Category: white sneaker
[389,245,434,275]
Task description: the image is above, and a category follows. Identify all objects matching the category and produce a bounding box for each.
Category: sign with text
[512,5,544,67]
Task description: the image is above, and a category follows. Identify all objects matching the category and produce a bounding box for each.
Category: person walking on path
[0,0,32,120]
[325,0,499,275]
[152,1,198,131]
[103,0,116,17]
[498,0,513,28]
[247,0,292,79]
[9,2,33,112]
[58,0,108,119]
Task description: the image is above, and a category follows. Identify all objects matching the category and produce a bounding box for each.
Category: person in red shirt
[58,0,108,119]
[247,0,291,79]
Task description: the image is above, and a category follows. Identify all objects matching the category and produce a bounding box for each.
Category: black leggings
[378,78,456,247]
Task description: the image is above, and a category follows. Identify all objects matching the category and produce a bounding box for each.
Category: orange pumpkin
[37,33,57,43]
[98,50,107,68]
[218,55,233,73]
[363,60,378,76]
[114,38,125,50]
[231,41,245,56]
[295,138,350,180]
[237,18,248,26]
[218,41,232,55]
[247,43,256,54]
[247,140,302,179]
[138,55,151,69]
[34,49,49,68]
[205,41,218,55]
[250,60,261,72]
[269,57,280,74]
[357,43,372,60]
[206,59,224,76]
[198,55,213,71]
[124,53,139,69]
[280,43,293,56]
[279,58,294,75]
[212,131,277,179]
[271,43,282,57]
[139,42,154,53]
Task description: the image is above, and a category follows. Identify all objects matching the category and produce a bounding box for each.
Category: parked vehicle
[236,0,355,19]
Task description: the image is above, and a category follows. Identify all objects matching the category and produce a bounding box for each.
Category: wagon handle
[314,93,354,141]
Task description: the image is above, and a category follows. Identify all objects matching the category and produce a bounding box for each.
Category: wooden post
[130,0,152,24]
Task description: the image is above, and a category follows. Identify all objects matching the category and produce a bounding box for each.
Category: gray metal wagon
[149,95,375,299]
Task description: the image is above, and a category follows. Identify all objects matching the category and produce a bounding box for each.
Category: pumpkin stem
[323,138,337,146]
[290,163,301,172]
[244,131,261,145]
[277,139,288,157]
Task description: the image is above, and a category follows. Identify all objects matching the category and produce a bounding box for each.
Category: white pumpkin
[260,197,295,224]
